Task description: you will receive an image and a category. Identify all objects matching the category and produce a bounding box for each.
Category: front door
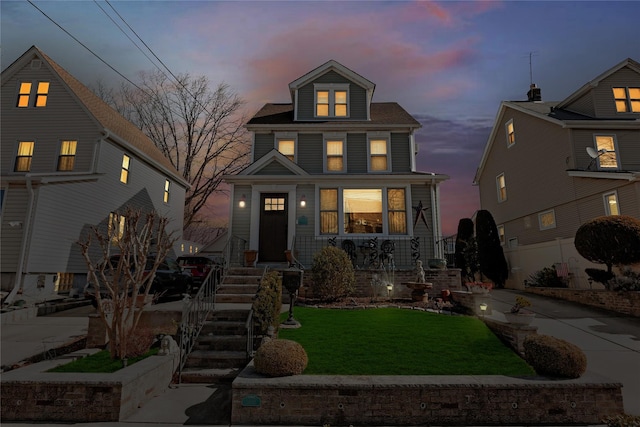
[259,193,288,262]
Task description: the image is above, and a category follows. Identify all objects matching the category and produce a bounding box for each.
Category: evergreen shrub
[252,270,282,335]
[253,338,308,377]
[523,334,587,378]
[310,246,355,302]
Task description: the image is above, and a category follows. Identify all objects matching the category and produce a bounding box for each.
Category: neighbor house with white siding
[223,60,449,270]
[474,58,640,289]
[1,46,188,304]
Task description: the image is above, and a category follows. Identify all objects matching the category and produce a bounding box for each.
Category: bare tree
[78,208,175,360]
[102,70,251,234]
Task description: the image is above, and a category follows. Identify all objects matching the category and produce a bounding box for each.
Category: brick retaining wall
[525,288,640,317]
[0,352,178,422]
[232,365,623,425]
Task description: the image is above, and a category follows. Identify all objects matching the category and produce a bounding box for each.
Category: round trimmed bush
[310,246,355,302]
[253,339,308,377]
[523,334,587,378]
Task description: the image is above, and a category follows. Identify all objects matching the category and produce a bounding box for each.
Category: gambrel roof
[1,46,188,187]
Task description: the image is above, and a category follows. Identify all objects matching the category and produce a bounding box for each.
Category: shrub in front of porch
[310,246,355,302]
[252,270,283,335]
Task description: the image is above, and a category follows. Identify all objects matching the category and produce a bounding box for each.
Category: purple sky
[3,1,639,236]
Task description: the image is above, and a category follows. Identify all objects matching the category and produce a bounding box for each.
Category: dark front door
[259,193,288,262]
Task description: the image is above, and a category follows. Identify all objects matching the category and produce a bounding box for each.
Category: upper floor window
[594,135,619,169]
[505,119,515,146]
[603,191,619,215]
[120,155,130,183]
[277,139,295,162]
[163,180,171,203]
[496,173,507,202]
[538,209,556,230]
[314,84,349,118]
[326,140,344,172]
[368,134,390,172]
[14,141,34,172]
[612,87,640,113]
[57,140,77,171]
[17,81,49,108]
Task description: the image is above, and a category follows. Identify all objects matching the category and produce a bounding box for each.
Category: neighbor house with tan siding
[223,60,448,272]
[1,46,188,304]
[474,58,640,289]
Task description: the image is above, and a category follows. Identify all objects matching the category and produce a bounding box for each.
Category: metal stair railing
[177,264,222,383]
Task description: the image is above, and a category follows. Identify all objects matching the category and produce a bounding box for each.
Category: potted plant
[244,249,258,267]
[504,296,535,325]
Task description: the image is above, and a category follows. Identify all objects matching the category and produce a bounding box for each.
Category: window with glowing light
[14,141,34,172]
[496,173,507,202]
[538,209,556,230]
[369,139,390,172]
[120,155,130,183]
[314,84,349,118]
[57,140,77,171]
[603,191,619,215]
[506,119,515,146]
[16,81,49,107]
[163,180,171,203]
[594,135,618,169]
[325,139,345,172]
[277,139,295,162]
[612,87,640,113]
[108,212,126,243]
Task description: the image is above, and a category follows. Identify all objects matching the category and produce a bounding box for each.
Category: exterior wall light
[300,195,306,208]
[239,194,246,208]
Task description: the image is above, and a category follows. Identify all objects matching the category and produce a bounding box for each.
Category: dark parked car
[176,255,223,287]
[84,255,193,307]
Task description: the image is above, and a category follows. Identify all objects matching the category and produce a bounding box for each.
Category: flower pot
[504,311,535,326]
[244,250,258,267]
[427,258,447,270]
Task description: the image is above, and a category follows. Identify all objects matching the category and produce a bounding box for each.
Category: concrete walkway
[2,290,639,426]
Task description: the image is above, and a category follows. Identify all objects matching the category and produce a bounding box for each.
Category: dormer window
[612,87,640,112]
[314,84,349,118]
[17,81,49,108]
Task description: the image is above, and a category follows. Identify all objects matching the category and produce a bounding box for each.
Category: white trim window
[314,83,349,118]
[319,187,408,235]
[120,154,130,184]
[505,119,515,147]
[603,191,620,215]
[612,87,640,113]
[538,209,556,230]
[323,133,346,172]
[163,179,171,203]
[594,135,619,170]
[496,173,507,202]
[275,132,297,162]
[368,132,391,172]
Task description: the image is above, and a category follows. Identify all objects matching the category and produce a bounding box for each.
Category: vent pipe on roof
[527,83,542,102]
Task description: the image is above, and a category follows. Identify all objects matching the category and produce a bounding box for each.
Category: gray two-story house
[1,46,189,304]
[474,58,640,289]
[224,60,449,269]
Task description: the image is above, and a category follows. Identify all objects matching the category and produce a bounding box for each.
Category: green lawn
[48,348,159,373]
[278,307,535,376]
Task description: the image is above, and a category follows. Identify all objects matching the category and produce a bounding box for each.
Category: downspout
[430,178,442,258]
[5,175,36,305]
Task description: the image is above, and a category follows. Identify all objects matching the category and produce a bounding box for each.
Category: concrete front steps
[180,267,263,383]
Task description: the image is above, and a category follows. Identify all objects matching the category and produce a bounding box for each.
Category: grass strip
[48,347,159,373]
[279,307,535,376]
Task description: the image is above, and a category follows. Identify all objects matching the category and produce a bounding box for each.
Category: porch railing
[226,235,247,267]
[177,265,222,383]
